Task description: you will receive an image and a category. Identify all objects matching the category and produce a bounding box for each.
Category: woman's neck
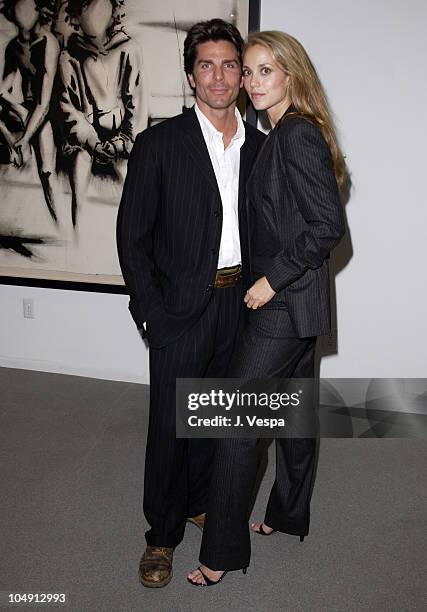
[267,98,292,128]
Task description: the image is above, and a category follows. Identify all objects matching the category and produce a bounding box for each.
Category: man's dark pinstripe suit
[198,108,346,571]
[116,107,265,547]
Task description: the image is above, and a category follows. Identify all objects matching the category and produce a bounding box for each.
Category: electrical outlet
[23,298,35,319]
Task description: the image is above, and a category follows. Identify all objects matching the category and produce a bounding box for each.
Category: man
[117,18,264,588]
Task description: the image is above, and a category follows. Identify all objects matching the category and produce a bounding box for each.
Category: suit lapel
[180,108,260,211]
[243,105,296,190]
[238,126,258,212]
[180,107,221,198]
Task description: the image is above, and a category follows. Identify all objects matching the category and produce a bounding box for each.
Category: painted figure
[58,0,142,225]
[0,0,60,222]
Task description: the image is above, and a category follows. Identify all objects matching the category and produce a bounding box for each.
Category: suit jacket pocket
[249,307,297,339]
[264,288,288,309]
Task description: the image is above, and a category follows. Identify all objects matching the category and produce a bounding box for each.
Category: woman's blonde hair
[245,31,346,185]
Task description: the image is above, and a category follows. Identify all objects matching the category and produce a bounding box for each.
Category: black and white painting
[0,0,249,286]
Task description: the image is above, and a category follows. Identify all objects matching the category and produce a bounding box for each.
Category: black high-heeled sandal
[187,566,247,587]
[253,523,305,541]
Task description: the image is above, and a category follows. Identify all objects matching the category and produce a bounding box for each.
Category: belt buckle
[214,265,241,289]
[216,264,241,278]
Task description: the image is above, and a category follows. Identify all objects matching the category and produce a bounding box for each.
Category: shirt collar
[195,103,245,148]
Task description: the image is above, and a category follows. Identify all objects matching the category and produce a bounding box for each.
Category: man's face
[188,40,243,112]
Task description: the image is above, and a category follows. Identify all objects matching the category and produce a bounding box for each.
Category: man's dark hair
[183,18,244,75]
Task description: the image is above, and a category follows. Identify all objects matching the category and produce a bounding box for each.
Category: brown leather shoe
[187,512,206,531]
[139,546,173,588]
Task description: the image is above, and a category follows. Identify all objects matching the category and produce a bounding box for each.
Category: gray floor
[0,367,425,612]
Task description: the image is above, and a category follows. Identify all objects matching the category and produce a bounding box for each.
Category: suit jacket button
[211,248,217,254]
[206,283,213,291]
[214,211,220,217]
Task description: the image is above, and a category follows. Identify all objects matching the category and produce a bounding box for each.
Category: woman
[187,30,346,586]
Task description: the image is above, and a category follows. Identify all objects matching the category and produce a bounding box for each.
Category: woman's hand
[244,276,276,309]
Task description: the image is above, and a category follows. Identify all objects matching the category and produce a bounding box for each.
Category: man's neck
[196,100,238,149]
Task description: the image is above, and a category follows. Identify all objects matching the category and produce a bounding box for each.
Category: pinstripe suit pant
[144,283,245,548]
[199,314,317,570]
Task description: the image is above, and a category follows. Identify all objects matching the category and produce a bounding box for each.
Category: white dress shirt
[195,103,245,269]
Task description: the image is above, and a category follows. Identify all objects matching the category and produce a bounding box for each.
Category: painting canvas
[0,0,252,288]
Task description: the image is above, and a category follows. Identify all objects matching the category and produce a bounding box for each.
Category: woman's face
[80,0,113,38]
[243,44,291,115]
[14,0,39,31]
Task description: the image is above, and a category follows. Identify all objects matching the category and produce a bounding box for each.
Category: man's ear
[188,73,196,90]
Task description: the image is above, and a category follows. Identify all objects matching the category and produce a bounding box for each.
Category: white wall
[1,0,426,382]
[0,284,149,383]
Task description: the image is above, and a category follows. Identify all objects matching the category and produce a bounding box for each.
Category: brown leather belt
[215,265,242,289]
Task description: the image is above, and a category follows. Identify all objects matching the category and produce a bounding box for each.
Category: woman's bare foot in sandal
[187,565,225,585]
[251,521,275,535]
